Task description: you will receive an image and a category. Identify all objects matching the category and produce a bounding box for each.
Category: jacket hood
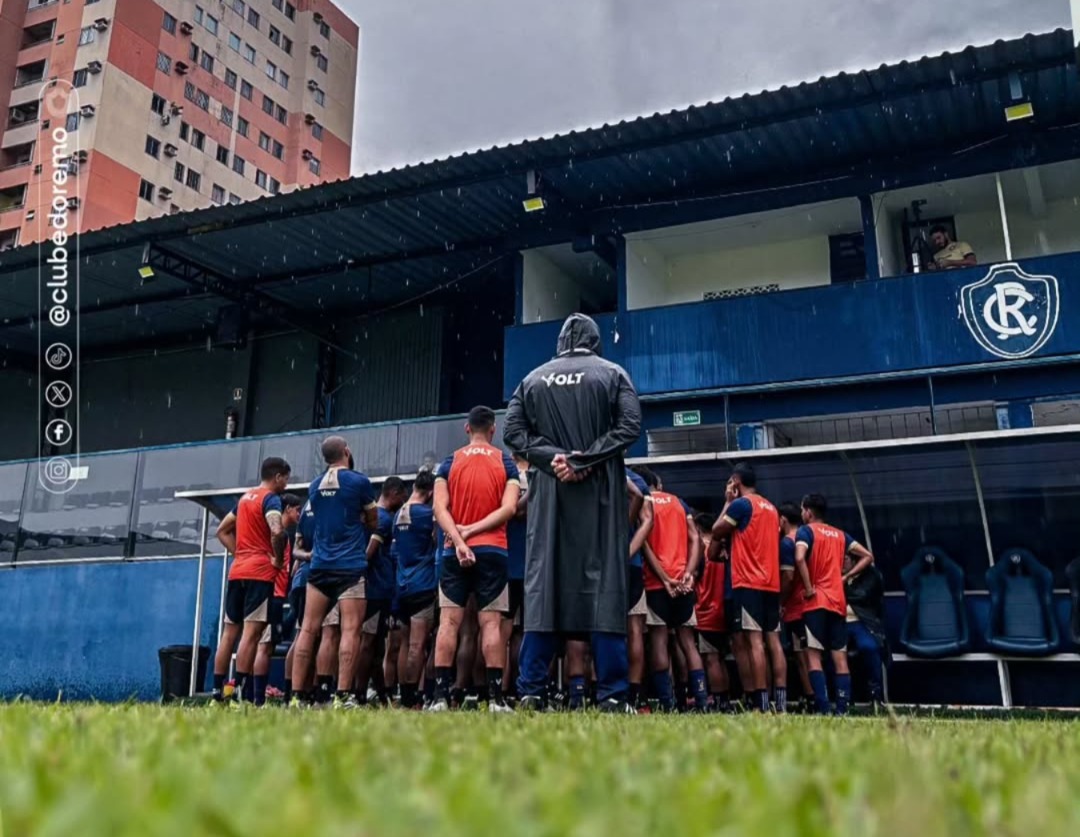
[556,313,602,357]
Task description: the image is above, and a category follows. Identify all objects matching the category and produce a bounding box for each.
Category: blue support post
[859,194,881,282]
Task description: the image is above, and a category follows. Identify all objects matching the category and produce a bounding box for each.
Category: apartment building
[0,0,358,250]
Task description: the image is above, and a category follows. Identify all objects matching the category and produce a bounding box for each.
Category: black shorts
[698,629,728,655]
[224,579,274,625]
[802,609,848,652]
[363,598,390,637]
[260,596,286,645]
[398,590,437,622]
[627,567,645,615]
[645,589,697,629]
[724,598,741,634]
[307,568,365,605]
[439,548,509,612]
[289,584,306,630]
[508,579,525,623]
[785,618,806,651]
[731,588,780,633]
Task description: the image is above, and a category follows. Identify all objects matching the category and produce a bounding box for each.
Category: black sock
[423,677,436,704]
[283,678,293,703]
[316,675,334,704]
[401,682,418,708]
[674,681,688,711]
[236,672,251,702]
[486,668,505,704]
[212,674,226,699]
[628,683,641,708]
[712,691,731,713]
[475,685,490,703]
[253,675,268,707]
[335,689,352,702]
[435,668,453,702]
[450,686,467,707]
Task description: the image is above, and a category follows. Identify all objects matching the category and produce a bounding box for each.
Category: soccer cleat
[488,701,514,714]
[287,696,312,710]
[517,695,544,712]
[332,694,361,710]
[598,699,635,714]
[461,695,480,712]
[426,699,449,712]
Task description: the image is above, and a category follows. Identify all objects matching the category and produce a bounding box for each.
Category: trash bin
[158,644,210,702]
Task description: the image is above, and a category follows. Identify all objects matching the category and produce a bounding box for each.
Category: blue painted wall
[0,557,225,701]
[505,254,1078,401]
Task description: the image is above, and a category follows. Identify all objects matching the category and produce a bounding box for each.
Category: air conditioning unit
[79,104,96,117]
[310,45,321,57]
[180,21,194,35]
[306,79,319,91]
[66,197,80,209]
[93,17,110,31]
[75,149,89,163]
[87,60,103,74]
[304,112,316,125]
[174,61,189,75]
[158,187,173,200]
[301,149,313,160]
[164,143,178,157]
[66,159,79,175]
[313,12,324,23]
[161,113,171,126]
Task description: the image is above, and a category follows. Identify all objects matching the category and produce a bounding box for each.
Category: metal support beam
[147,245,354,357]
[859,194,881,281]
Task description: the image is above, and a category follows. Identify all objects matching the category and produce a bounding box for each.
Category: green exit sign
[673,410,701,427]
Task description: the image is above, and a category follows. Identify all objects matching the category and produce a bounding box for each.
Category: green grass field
[1,706,1079,837]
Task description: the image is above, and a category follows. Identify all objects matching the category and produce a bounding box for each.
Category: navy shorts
[508,579,525,624]
[731,588,780,633]
[224,579,274,625]
[627,566,645,616]
[439,548,509,612]
[307,568,366,604]
[802,609,848,652]
[645,589,697,628]
[398,590,437,622]
[289,584,306,629]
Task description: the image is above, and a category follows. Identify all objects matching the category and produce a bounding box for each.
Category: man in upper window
[929,225,976,270]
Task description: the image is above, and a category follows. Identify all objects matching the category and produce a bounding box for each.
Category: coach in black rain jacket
[504,313,642,708]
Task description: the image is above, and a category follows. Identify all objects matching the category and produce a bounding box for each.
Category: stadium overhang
[0,29,1076,364]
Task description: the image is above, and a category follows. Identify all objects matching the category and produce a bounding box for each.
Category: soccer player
[709,463,781,713]
[503,456,529,697]
[393,470,438,708]
[211,457,292,703]
[252,493,303,705]
[778,502,814,713]
[638,469,707,712]
[626,468,654,710]
[693,512,731,712]
[290,436,378,708]
[429,406,521,712]
[355,477,408,704]
[284,498,316,702]
[793,493,874,715]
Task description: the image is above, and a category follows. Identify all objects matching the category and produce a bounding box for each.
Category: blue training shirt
[626,468,651,569]
[367,506,396,601]
[290,500,316,591]
[393,501,437,596]
[308,467,377,572]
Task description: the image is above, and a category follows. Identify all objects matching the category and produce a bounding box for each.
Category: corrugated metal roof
[0,29,1075,356]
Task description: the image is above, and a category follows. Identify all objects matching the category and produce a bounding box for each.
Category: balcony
[14,60,47,90]
[21,20,56,50]
[0,185,28,215]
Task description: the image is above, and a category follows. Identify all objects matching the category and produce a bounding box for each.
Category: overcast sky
[345,0,1072,175]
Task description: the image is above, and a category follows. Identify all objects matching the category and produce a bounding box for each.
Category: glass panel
[259,432,322,485]
[19,454,137,561]
[973,435,1080,586]
[397,417,467,474]
[339,425,398,478]
[133,440,260,557]
[847,443,986,591]
[0,462,28,562]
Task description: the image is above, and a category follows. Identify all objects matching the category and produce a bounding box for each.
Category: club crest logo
[959,263,1059,359]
